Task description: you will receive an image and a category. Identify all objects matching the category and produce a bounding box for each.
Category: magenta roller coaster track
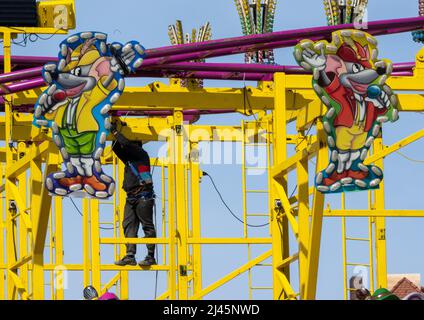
[0,16,423,114]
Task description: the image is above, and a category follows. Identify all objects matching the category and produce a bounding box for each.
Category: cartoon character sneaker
[45,169,83,196]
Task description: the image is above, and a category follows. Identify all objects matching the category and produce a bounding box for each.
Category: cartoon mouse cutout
[33,32,145,198]
[294,30,399,193]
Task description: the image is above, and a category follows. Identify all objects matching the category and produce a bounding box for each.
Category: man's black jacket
[112,131,153,193]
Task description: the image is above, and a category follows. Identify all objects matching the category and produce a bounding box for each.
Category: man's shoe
[138,256,157,267]
[114,255,137,266]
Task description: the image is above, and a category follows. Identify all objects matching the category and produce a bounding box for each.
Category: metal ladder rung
[244,167,268,170]
[256,263,272,267]
[251,286,273,290]
[245,143,268,147]
[246,213,269,217]
[346,263,370,267]
[99,201,114,205]
[346,237,370,242]
[100,222,115,225]
[246,190,268,194]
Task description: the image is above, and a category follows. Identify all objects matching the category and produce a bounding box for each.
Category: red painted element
[324,76,386,132]
[347,170,368,180]
[137,165,150,173]
[336,42,371,69]
[83,175,107,191]
[323,171,348,186]
[53,90,66,102]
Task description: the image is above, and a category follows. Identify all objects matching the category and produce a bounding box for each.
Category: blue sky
[3,0,424,300]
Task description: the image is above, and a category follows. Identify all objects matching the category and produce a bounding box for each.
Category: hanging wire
[396,150,424,163]
[203,171,269,228]
[68,197,119,230]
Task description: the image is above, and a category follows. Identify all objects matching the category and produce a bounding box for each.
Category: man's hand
[110,120,118,135]
[42,63,58,85]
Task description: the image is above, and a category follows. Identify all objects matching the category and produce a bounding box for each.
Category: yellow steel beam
[323,209,424,217]
[54,196,64,300]
[0,27,68,35]
[156,291,170,300]
[373,137,388,289]
[271,73,291,300]
[90,199,101,292]
[187,238,272,244]
[12,82,309,114]
[0,164,4,299]
[100,273,120,296]
[276,271,298,300]
[285,74,424,93]
[304,122,327,300]
[276,252,299,271]
[32,151,58,300]
[296,132,310,298]
[117,159,129,299]
[167,136,177,300]
[190,250,272,300]
[365,129,424,165]
[7,141,51,179]
[189,142,202,296]
[101,238,168,244]
[272,139,319,179]
[17,142,29,295]
[173,110,189,299]
[7,270,29,300]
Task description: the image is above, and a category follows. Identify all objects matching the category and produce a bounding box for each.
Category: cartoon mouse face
[54,38,114,99]
[325,42,385,95]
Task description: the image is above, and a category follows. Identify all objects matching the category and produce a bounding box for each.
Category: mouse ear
[80,38,96,57]
[65,47,73,64]
[325,54,344,74]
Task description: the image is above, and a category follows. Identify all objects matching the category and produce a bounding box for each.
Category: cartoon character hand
[42,63,58,84]
[110,41,145,75]
[301,47,327,71]
[34,84,66,119]
[365,89,390,109]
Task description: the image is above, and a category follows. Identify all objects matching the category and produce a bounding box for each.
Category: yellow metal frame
[2,22,424,299]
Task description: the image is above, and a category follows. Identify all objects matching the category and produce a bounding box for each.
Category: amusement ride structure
[0,0,424,300]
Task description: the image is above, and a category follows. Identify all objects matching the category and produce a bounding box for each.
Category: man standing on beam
[111,121,157,267]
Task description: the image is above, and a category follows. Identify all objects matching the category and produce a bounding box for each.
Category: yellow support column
[0,164,4,300]
[82,198,91,287]
[296,132,310,297]
[17,142,29,294]
[271,73,291,299]
[90,199,101,291]
[117,160,129,299]
[173,110,189,299]
[373,136,388,289]
[32,149,57,300]
[167,136,177,299]
[54,196,64,300]
[189,142,202,296]
[304,121,327,300]
[3,30,18,300]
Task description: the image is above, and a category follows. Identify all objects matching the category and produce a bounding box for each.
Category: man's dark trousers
[123,197,156,257]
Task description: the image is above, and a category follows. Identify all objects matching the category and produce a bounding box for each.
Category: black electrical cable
[68,197,119,230]
[295,118,317,150]
[203,171,269,228]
